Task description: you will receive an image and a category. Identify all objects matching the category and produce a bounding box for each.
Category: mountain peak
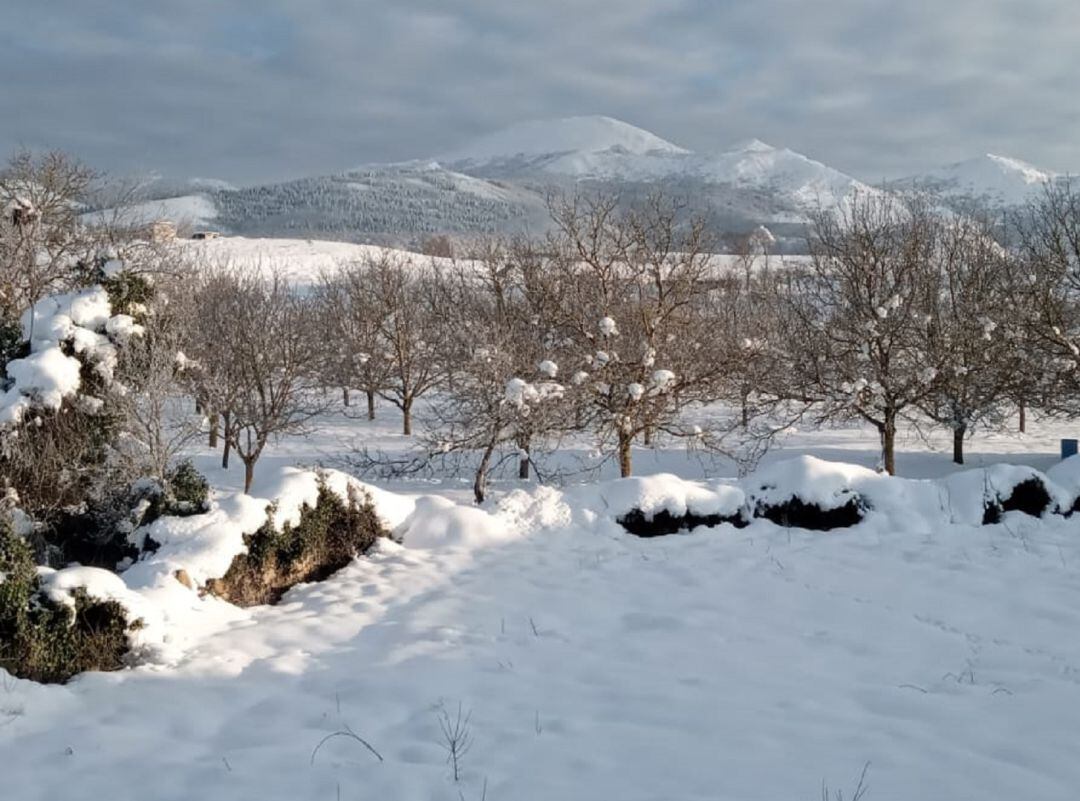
[908,152,1057,205]
[729,138,775,154]
[440,115,689,165]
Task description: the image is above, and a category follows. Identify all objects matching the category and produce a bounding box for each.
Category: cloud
[3,1,1078,183]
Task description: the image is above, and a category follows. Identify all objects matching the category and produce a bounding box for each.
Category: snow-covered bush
[1047,456,1080,515]
[0,518,139,684]
[747,457,870,531]
[205,479,386,606]
[942,465,1066,525]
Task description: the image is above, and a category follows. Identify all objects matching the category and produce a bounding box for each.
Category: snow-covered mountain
[104,116,1068,249]
[439,115,689,168]
[902,153,1057,206]
[441,116,875,217]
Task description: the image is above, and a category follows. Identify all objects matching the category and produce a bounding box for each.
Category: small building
[191,230,221,240]
[147,219,177,243]
[7,197,38,227]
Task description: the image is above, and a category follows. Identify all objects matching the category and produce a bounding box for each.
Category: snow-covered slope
[439,115,689,168]
[443,118,877,218]
[178,236,446,285]
[82,193,219,230]
[905,153,1057,206]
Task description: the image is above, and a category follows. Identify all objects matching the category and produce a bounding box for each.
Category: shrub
[33,462,211,568]
[159,460,210,517]
[0,313,23,377]
[0,520,137,684]
[617,508,747,537]
[206,480,386,606]
[754,495,865,531]
[982,477,1055,524]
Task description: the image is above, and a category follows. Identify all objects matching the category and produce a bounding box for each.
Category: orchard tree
[780,193,941,475]
[1016,179,1080,418]
[422,242,568,502]
[544,193,749,477]
[917,213,1024,464]
[314,263,391,420]
[361,253,444,436]
[189,267,325,492]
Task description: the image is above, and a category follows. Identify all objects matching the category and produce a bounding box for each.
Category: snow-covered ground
[3,396,1080,801]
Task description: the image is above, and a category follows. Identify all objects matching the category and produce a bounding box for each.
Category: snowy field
[3,392,1080,801]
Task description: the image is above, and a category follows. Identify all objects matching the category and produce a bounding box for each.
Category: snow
[1047,455,1080,506]
[178,236,453,286]
[5,443,1080,799]
[908,153,1057,206]
[81,193,219,230]
[440,115,689,166]
[0,287,130,425]
[650,369,675,390]
[5,386,1080,799]
[598,316,618,337]
[564,472,745,522]
[537,359,558,378]
[439,116,876,218]
[940,464,1070,524]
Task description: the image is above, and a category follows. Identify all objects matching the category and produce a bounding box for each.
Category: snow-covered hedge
[582,456,1077,537]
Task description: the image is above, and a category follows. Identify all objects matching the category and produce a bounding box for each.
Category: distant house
[7,197,38,227]
[191,230,220,240]
[147,220,177,243]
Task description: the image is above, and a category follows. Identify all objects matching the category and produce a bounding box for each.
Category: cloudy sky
[4,1,1077,185]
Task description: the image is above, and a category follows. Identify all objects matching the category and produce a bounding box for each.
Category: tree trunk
[517,435,531,480]
[402,399,412,436]
[880,413,897,476]
[367,390,376,421]
[642,426,653,446]
[1018,403,1026,434]
[243,459,255,494]
[342,387,350,407]
[221,410,232,470]
[473,441,496,504]
[208,412,218,448]
[952,424,966,465]
[618,430,633,478]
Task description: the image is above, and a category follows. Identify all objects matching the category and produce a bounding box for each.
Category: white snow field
[3,391,1080,801]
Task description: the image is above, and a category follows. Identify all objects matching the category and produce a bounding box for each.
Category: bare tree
[109,287,199,487]
[916,212,1024,463]
[779,193,941,475]
[361,252,445,436]
[420,242,568,502]
[1015,178,1080,418]
[544,193,754,477]
[313,263,391,420]
[189,267,326,492]
[0,150,98,338]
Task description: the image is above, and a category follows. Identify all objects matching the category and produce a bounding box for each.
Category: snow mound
[34,565,167,659]
[441,115,689,165]
[580,473,745,521]
[397,495,512,550]
[941,465,1069,524]
[748,456,879,510]
[1047,455,1080,512]
[117,466,420,660]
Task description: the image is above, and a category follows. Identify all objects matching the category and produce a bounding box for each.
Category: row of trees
[4,149,1080,520]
